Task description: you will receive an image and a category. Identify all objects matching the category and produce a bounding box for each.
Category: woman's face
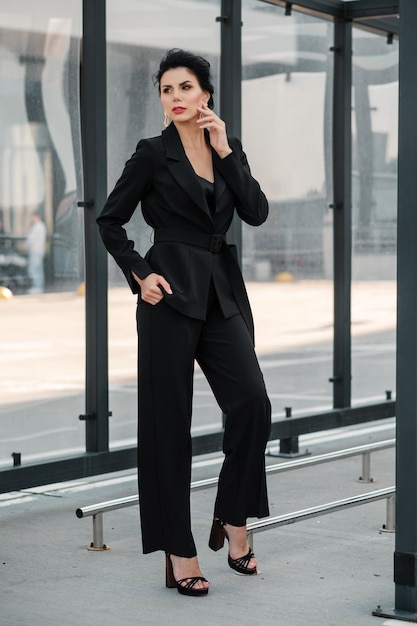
[160,67,209,125]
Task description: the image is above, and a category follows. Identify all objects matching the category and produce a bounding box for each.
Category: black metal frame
[219,0,243,260]
[193,400,395,456]
[0,448,137,494]
[346,0,398,19]
[263,0,398,17]
[263,0,399,37]
[0,0,400,503]
[0,400,394,493]
[392,0,417,616]
[331,19,352,408]
[78,0,109,453]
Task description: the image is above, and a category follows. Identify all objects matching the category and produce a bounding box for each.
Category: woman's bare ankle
[169,554,210,589]
[223,523,258,567]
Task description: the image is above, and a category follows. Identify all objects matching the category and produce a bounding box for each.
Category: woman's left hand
[196,102,232,159]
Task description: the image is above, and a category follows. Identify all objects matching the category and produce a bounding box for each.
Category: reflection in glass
[241,1,335,420]
[0,2,85,466]
[0,6,83,293]
[351,29,397,404]
[106,0,221,448]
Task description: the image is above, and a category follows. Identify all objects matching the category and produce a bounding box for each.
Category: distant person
[25,212,47,294]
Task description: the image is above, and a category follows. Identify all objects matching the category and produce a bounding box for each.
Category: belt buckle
[209,234,223,253]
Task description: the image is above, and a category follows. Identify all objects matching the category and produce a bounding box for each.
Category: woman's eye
[182,85,191,90]
[162,87,171,93]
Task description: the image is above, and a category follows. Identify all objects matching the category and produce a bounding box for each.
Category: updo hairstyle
[154,48,215,110]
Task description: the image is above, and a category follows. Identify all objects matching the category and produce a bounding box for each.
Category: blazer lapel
[212,150,227,206]
[162,123,212,221]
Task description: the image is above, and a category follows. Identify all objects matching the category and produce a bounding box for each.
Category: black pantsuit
[97,122,271,556]
[137,285,271,557]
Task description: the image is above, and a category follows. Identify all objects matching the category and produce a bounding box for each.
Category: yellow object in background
[275,272,294,283]
[0,286,13,300]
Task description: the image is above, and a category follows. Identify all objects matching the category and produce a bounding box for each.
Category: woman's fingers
[158,276,173,295]
[196,106,225,133]
[196,104,231,157]
[133,272,172,305]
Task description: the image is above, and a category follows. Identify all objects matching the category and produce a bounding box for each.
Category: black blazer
[97,123,268,342]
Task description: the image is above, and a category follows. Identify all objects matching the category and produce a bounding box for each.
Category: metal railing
[76,438,395,549]
[247,486,395,547]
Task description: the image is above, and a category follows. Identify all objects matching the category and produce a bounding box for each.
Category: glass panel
[0,1,84,468]
[242,1,334,422]
[106,0,221,449]
[351,28,397,404]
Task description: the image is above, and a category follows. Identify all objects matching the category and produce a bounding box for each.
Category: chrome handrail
[247,486,395,546]
[76,438,395,549]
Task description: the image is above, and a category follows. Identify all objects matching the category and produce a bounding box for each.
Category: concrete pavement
[1,420,399,626]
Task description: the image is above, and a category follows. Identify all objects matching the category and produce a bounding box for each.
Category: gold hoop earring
[163,112,170,128]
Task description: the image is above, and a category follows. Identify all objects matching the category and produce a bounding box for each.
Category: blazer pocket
[138,296,165,308]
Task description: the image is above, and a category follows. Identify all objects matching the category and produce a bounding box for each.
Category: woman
[97,49,271,597]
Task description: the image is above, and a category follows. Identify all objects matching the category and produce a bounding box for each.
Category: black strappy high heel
[165,554,209,596]
[208,518,258,576]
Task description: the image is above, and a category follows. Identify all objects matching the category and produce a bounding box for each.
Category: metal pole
[219,0,242,261]
[247,529,254,550]
[79,0,109,452]
[359,451,372,483]
[92,513,103,547]
[87,513,109,551]
[386,495,396,533]
[219,0,242,431]
[394,0,417,614]
[331,20,352,409]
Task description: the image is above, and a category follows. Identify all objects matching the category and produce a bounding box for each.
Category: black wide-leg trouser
[136,293,271,558]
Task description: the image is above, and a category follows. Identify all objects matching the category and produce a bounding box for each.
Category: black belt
[154,229,225,253]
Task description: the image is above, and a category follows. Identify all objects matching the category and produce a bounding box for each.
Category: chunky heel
[208,518,226,552]
[165,553,177,588]
[165,553,209,596]
[209,520,258,575]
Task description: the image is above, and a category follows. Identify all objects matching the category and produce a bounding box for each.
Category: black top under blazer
[97,122,269,343]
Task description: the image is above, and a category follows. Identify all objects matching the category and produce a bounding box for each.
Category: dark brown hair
[154,48,214,109]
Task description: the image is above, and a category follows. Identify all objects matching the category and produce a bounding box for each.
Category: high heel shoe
[208,518,258,576]
[165,553,209,597]
[208,517,226,551]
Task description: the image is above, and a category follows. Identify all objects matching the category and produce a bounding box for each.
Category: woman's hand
[132,271,172,305]
[196,102,232,159]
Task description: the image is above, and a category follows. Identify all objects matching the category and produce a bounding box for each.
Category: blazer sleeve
[97,139,155,293]
[214,137,269,226]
